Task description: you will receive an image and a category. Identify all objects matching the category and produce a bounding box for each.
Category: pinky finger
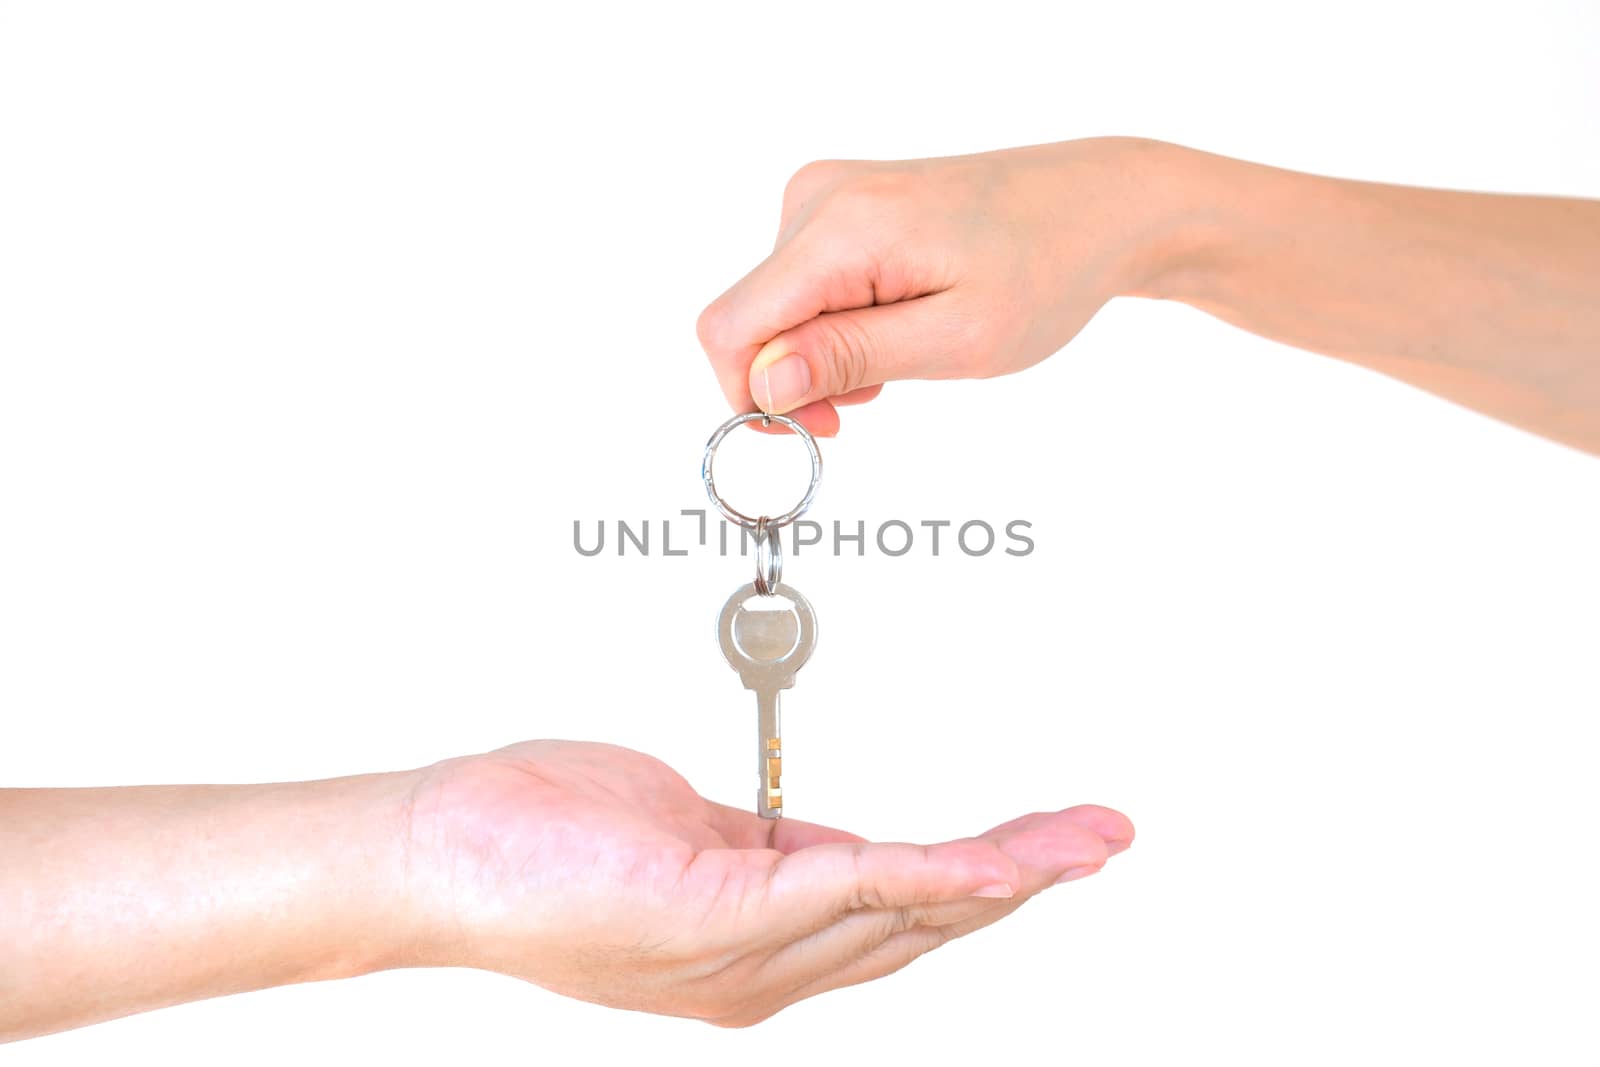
[751,925,954,1022]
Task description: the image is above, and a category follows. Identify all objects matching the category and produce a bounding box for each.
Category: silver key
[717,581,818,819]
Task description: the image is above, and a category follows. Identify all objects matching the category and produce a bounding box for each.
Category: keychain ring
[702,411,822,530]
[753,516,783,596]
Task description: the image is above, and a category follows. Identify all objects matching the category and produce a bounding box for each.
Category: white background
[3,1,1599,1063]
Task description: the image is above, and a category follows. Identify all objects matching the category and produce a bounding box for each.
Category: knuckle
[789,163,922,233]
[845,842,881,910]
[907,929,950,963]
[833,169,917,224]
[783,158,850,209]
[695,300,734,354]
[815,317,872,395]
[889,906,923,937]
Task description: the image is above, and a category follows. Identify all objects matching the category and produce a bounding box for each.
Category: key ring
[753,516,782,596]
[701,411,822,530]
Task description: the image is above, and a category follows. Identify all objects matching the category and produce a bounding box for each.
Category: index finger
[766,838,1020,918]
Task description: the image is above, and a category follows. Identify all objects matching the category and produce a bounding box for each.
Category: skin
[0,742,1132,1041]
[699,137,1600,453]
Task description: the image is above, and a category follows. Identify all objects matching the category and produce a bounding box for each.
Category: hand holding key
[401,739,1133,1026]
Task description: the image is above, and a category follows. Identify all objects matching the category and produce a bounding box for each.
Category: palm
[448,741,793,885]
[484,740,736,850]
[409,739,1132,1025]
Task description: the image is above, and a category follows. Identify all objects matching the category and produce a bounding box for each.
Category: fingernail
[970,882,1015,899]
[1052,866,1099,885]
[758,354,811,414]
[1106,838,1133,856]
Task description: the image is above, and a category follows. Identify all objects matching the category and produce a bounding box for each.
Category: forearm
[1135,142,1600,452]
[0,771,423,1042]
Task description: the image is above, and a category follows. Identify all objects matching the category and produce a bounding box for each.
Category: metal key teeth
[765,737,782,811]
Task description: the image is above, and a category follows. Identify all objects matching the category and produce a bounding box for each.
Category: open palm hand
[403,740,1131,1026]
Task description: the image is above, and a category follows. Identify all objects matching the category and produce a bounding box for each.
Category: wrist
[1109,138,1299,312]
[277,768,440,981]
[1073,136,1242,303]
[374,752,520,974]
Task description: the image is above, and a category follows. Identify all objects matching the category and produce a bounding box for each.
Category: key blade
[754,686,782,819]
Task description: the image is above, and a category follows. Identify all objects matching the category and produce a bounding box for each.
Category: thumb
[748,294,971,416]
